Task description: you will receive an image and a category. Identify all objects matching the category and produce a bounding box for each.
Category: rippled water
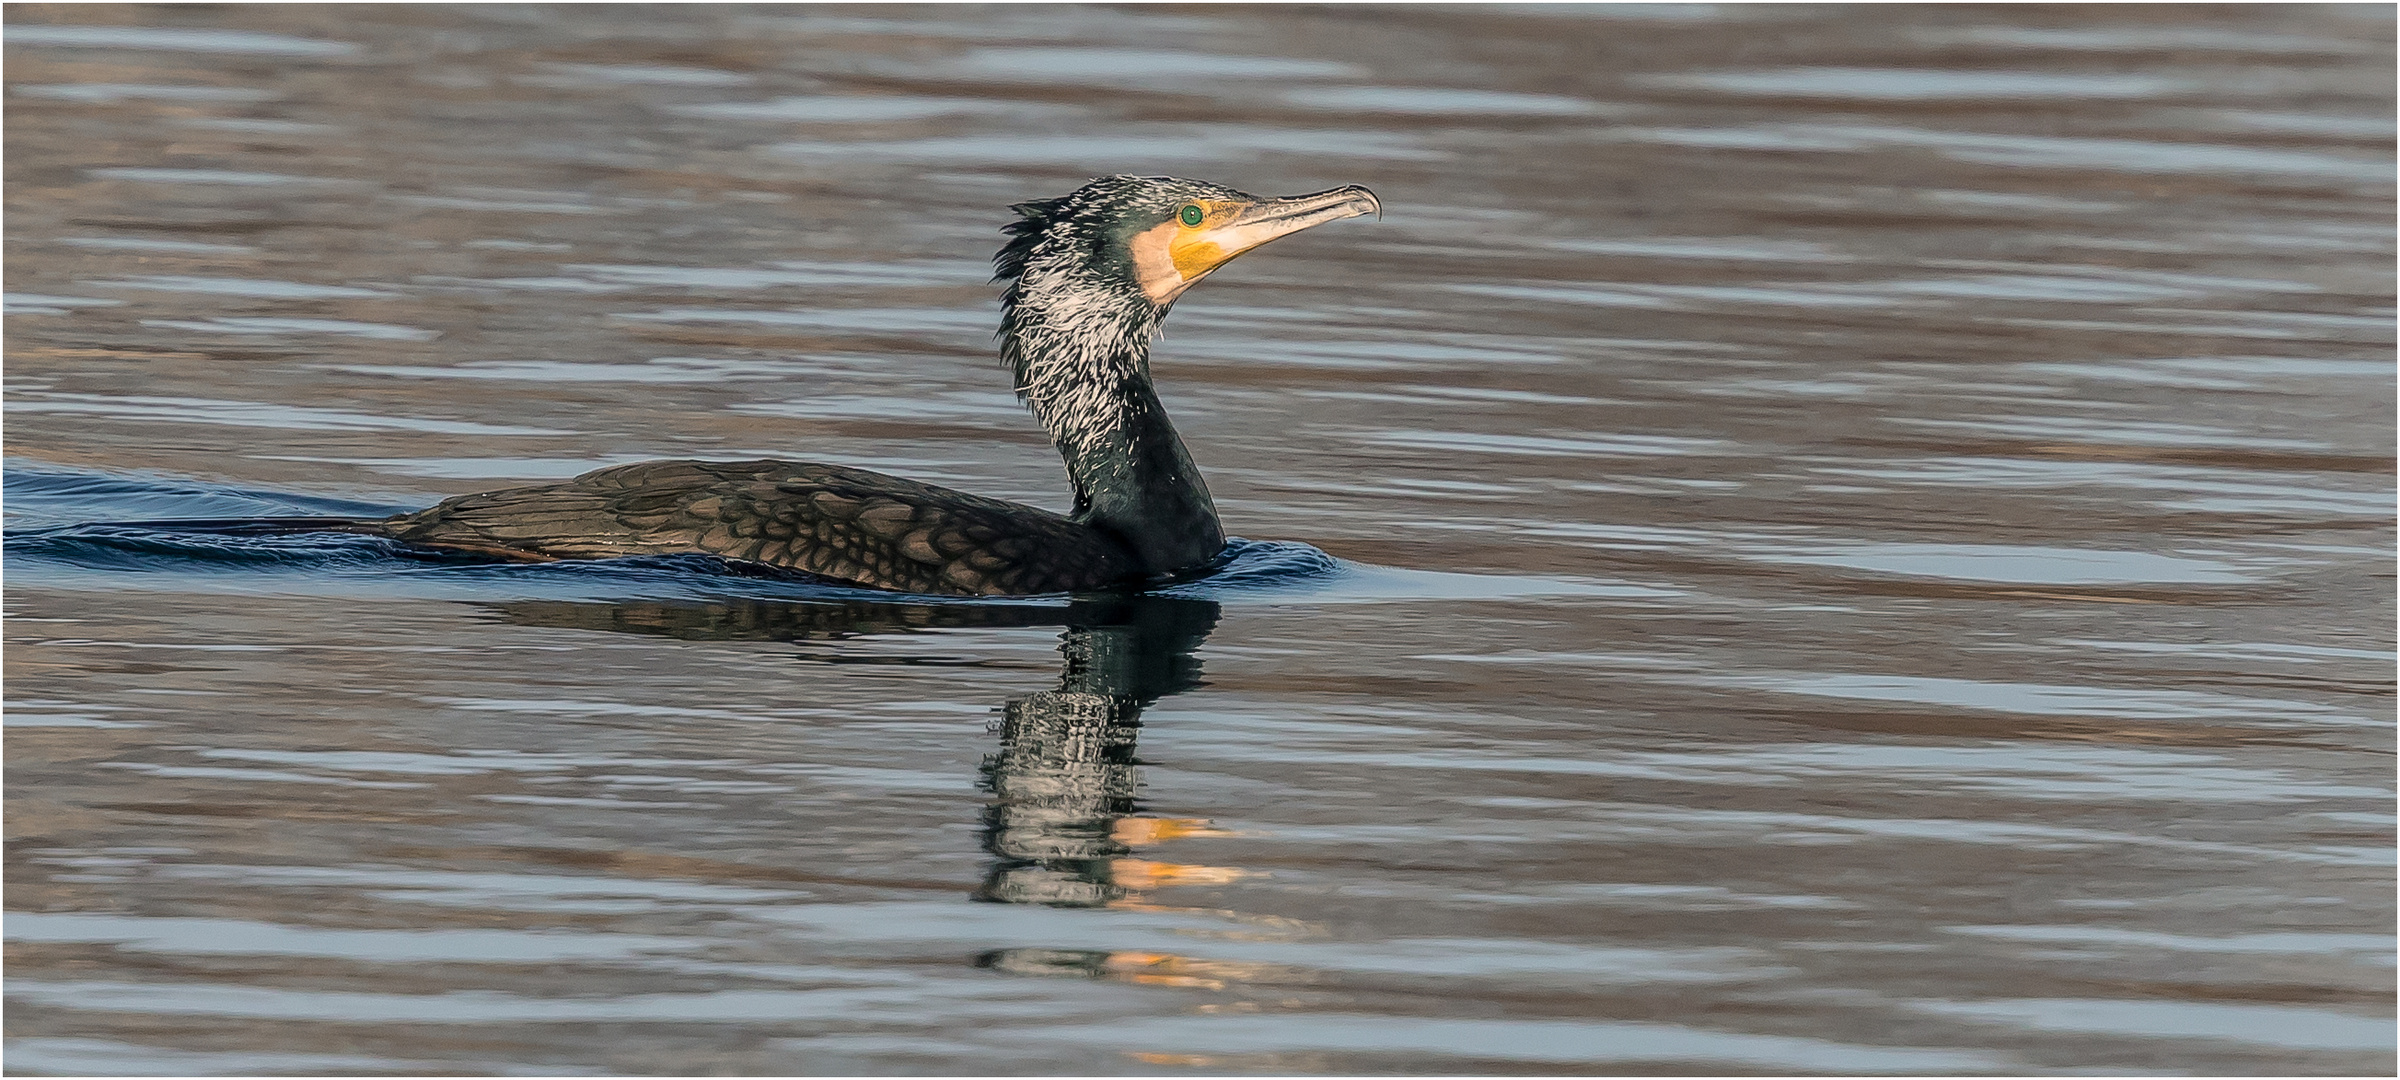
[6,4,2394,1075]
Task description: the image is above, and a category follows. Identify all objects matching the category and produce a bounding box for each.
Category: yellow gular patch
[1169,236,1231,283]
[1167,198,1243,283]
[1128,201,1250,304]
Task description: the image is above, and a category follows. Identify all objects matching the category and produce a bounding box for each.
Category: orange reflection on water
[1110,815,1231,846]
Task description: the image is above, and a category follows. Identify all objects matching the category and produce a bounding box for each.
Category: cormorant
[352,175,1378,595]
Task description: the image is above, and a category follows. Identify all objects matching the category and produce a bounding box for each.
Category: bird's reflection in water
[495,590,1303,993]
[487,590,1228,909]
[974,593,1222,909]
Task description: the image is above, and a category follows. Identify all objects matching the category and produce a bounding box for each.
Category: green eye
[1179,204,1204,227]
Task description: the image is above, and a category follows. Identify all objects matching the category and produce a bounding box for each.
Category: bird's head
[996,175,1379,314]
[993,175,1377,460]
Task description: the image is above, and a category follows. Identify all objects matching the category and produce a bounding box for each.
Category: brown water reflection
[6,3,2394,1075]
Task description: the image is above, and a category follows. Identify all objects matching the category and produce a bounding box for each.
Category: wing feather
[376,460,1142,595]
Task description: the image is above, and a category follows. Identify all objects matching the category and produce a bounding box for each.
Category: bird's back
[374,460,1142,596]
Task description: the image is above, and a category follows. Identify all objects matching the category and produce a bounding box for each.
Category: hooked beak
[1214,184,1382,243]
[1132,185,1380,304]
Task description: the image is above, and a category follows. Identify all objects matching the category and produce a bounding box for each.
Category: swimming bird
[350,176,1378,595]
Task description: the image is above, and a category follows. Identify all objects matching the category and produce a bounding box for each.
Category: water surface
[5,4,2393,1075]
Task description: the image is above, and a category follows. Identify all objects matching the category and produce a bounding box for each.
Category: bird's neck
[1002,287,1225,577]
[1057,376,1224,574]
